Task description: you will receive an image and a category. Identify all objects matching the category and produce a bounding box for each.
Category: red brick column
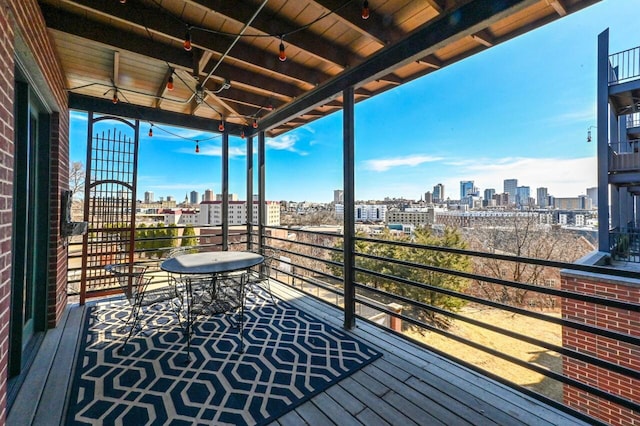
[0,2,16,422]
[561,270,640,425]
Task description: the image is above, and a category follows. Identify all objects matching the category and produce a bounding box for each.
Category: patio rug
[66,290,382,425]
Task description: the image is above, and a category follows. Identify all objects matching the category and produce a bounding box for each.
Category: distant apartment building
[483,188,495,207]
[163,209,199,226]
[333,189,344,204]
[216,193,239,202]
[503,179,518,201]
[555,196,592,210]
[436,210,541,228]
[493,192,510,206]
[386,208,435,227]
[335,204,388,222]
[199,201,280,226]
[536,187,549,208]
[203,189,214,201]
[190,190,199,205]
[433,183,444,202]
[144,191,154,204]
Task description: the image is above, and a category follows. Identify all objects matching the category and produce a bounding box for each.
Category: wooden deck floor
[7,282,589,426]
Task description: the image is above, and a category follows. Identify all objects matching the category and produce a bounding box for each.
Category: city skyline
[69,0,634,203]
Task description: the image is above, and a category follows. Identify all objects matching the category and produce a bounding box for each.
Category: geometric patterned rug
[65,290,382,425]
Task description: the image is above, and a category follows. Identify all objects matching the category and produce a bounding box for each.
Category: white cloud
[266,134,307,155]
[363,155,443,172]
[444,156,597,198]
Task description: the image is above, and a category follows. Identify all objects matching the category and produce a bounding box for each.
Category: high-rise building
[460,181,475,199]
[144,191,154,204]
[333,189,344,204]
[203,189,214,201]
[586,187,598,208]
[424,191,433,204]
[536,187,549,208]
[483,188,495,202]
[516,186,531,208]
[503,179,518,201]
[433,183,444,202]
[190,190,199,204]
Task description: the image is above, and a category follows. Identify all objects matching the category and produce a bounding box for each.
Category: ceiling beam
[69,92,247,135]
[257,0,536,134]
[311,0,405,46]
[471,29,495,47]
[186,0,359,68]
[547,0,568,16]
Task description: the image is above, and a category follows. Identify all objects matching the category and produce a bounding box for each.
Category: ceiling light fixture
[195,83,204,104]
[218,120,225,132]
[184,28,192,51]
[167,74,174,91]
[278,37,286,62]
[112,90,118,104]
[362,1,370,19]
[253,119,258,129]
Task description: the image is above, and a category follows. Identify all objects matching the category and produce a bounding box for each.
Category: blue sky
[70,0,637,203]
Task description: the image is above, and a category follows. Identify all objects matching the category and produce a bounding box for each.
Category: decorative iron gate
[80,113,139,304]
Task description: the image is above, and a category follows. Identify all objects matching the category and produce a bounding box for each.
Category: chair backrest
[105,264,150,302]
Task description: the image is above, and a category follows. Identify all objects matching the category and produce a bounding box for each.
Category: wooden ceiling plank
[41,4,303,101]
[54,0,331,89]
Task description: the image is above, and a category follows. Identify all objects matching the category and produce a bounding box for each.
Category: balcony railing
[609,46,640,84]
[610,227,640,262]
[67,223,640,424]
[609,139,640,172]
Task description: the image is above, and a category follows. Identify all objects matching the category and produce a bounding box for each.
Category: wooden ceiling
[39,0,600,137]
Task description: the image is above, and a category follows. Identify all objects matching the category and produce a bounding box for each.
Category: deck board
[8,280,592,426]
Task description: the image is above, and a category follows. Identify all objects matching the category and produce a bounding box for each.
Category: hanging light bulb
[362,1,370,19]
[148,124,153,137]
[184,28,192,51]
[218,120,225,132]
[278,38,286,62]
[167,75,174,91]
[112,90,118,104]
[195,141,200,153]
[120,0,126,3]
[252,119,258,129]
[241,130,245,139]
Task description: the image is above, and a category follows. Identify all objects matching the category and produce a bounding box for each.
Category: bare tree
[464,214,593,309]
[69,161,85,198]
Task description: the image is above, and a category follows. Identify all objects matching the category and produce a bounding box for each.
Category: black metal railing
[256,225,639,424]
[609,46,640,84]
[609,139,640,172]
[610,227,640,263]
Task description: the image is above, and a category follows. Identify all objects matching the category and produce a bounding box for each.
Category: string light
[120,0,126,4]
[184,28,192,51]
[167,74,174,91]
[362,1,370,19]
[195,140,200,153]
[148,124,153,137]
[218,120,225,132]
[278,38,286,62]
[240,130,245,139]
[252,119,258,129]
[112,90,119,104]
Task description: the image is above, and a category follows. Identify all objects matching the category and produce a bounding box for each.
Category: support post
[597,29,610,252]
[222,131,229,251]
[246,136,254,251]
[343,86,355,330]
[258,132,266,254]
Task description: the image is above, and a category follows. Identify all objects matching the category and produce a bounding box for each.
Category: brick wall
[1,0,70,422]
[0,1,16,422]
[561,273,640,425]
